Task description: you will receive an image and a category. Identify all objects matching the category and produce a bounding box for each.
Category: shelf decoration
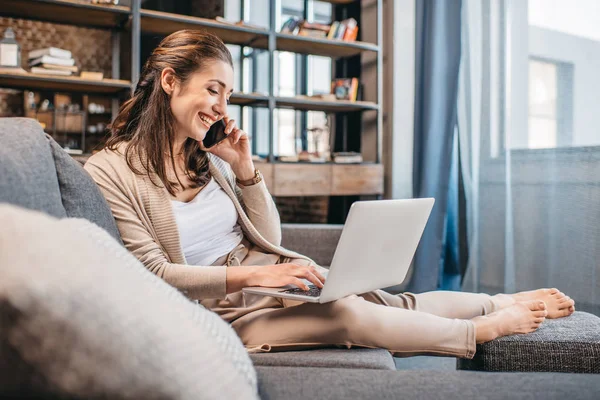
[0,27,21,69]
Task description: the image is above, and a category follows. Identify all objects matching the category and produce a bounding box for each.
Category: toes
[558,297,575,309]
[549,308,572,319]
[533,310,548,318]
[548,288,560,295]
[525,300,547,311]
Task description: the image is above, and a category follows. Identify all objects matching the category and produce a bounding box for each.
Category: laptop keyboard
[280,285,321,297]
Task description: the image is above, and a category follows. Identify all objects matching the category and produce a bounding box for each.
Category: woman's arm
[85,157,228,299]
[236,175,282,246]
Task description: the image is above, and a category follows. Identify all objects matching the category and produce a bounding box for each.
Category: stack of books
[327,18,359,42]
[28,47,77,76]
[332,152,363,164]
[280,17,359,42]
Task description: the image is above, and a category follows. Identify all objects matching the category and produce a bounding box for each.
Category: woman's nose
[213,97,228,116]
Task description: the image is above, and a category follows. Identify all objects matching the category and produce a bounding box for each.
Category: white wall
[510,0,600,148]
[529,27,600,147]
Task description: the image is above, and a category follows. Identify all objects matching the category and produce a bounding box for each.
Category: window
[524,0,598,149]
[527,58,574,149]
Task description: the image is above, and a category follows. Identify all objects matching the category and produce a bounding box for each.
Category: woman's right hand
[226,263,326,294]
[247,263,326,291]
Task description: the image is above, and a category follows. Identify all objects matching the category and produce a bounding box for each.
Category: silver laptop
[242,198,434,304]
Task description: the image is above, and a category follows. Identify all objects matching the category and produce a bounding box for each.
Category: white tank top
[171,177,243,266]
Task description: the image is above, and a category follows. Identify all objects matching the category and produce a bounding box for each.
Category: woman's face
[168,60,234,143]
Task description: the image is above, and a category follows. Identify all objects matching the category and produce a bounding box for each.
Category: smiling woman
[105,30,240,197]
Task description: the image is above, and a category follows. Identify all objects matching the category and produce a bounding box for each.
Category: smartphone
[202,119,228,148]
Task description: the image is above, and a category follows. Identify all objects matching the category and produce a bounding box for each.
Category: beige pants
[204,240,500,359]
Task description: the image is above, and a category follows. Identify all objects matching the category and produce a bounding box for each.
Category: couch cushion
[457,311,600,373]
[47,138,122,243]
[256,367,600,400]
[0,118,66,218]
[250,348,395,370]
[0,204,258,399]
[281,224,343,267]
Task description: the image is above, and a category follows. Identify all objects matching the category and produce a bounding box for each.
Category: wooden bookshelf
[0,0,130,29]
[0,72,131,94]
[0,0,384,201]
[139,9,269,48]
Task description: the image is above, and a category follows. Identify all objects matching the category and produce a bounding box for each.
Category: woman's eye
[208,88,218,95]
[226,97,231,105]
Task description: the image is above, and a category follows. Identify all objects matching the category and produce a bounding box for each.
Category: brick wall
[274,196,329,224]
[0,17,113,117]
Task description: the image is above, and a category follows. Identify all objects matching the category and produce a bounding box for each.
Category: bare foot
[511,288,575,319]
[472,300,547,343]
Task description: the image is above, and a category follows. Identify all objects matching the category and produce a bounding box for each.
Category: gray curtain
[409,0,463,293]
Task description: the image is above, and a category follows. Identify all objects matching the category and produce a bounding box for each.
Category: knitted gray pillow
[0,204,257,400]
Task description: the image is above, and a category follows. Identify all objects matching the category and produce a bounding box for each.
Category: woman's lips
[198,113,214,129]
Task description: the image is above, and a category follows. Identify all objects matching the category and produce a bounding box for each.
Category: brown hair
[106,30,233,195]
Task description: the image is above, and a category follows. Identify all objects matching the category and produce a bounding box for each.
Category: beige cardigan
[84,146,311,300]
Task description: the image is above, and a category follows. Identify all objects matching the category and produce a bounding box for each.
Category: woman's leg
[232,294,477,358]
[360,290,500,319]
[232,294,547,358]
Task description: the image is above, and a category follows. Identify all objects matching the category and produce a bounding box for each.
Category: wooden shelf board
[140,9,269,48]
[0,72,131,94]
[257,163,383,196]
[273,33,378,58]
[0,0,130,28]
[230,93,269,107]
[276,97,378,112]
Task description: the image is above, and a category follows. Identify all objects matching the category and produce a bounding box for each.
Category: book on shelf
[298,21,331,38]
[29,55,75,67]
[298,29,327,39]
[341,18,358,42]
[28,47,72,61]
[36,63,78,73]
[281,17,302,34]
[80,71,104,80]
[327,21,340,40]
[331,78,359,101]
[332,152,363,164]
[30,66,73,76]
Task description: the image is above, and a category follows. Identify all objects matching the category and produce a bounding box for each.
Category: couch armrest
[281,223,343,267]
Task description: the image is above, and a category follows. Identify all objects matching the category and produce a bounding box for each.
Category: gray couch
[1,117,599,399]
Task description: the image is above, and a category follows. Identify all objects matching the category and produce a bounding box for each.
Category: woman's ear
[160,67,177,95]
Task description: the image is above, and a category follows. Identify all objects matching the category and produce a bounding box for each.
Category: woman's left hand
[199,116,254,176]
